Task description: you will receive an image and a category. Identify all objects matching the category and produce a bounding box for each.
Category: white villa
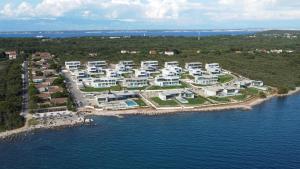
[164,51,175,56]
[119,60,135,69]
[205,63,222,75]
[185,62,202,70]
[87,61,107,68]
[84,77,118,88]
[86,65,105,74]
[203,86,239,97]
[75,70,88,80]
[141,60,159,74]
[194,75,218,85]
[164,61,179,68]
[115,63,131,73]
[154,75,180,87]
[121,77,148,88]
[189,68,203,76]
[161,67,181,77]
[158,90,195,101]
[106,69,121,78]
[134,69,150,78]
[65,61,81,70]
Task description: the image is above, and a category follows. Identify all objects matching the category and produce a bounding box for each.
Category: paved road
[62,71,88,108]
[21,60,29,117]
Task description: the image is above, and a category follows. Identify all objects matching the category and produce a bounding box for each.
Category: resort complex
[59,59,268,112]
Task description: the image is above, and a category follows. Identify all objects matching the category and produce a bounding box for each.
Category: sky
[0,0,300,31]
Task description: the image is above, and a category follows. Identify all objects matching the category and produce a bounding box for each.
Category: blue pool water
[125,100,139,107]
[0,93,300,169]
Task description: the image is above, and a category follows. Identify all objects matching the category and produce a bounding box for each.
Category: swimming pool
[125,100,139,108]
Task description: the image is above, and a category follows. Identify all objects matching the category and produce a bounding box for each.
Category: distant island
[1,30,300,138]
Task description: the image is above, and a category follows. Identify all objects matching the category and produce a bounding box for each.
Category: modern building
[189,68,203,76]
[106,69,121,78]
[141,61,159,74]
[154,75,180,87]
[86,65,105,74]
[85,77,118,88]
[121,77,148,88]
[65,61,81,70]
[158,90,195,101]
[164,51,175,56]
[87,61,107,68]
[205,63,222,75]
[134,69,150,78]
[96,91,139,103]
[164,61,179,68]
[194,75,218,85]
[161,67,181,77]
[185,62,202,70]
[119,60,135,69]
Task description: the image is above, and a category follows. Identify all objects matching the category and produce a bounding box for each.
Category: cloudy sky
[0,0,300,31]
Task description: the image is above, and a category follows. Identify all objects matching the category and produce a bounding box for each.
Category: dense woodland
[0,30,300,91]
[0,59,25,132]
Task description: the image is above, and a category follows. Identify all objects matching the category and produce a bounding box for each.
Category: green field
[134,99,147,107]
[218,74,234,83]
[81,85,123,92]
[151,97,179,106]
[209,96,231,103]
[1,30,300,93]
[185,96,209,105]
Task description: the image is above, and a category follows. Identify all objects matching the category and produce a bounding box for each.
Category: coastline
[1,87,300,140]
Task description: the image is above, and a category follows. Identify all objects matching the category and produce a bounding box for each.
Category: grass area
[151,97,179,106]
[148,82,189,90]
[218,74,234,83]
[185,96,208,105]
[209,96,231,102]
[241,87,260,96]
[125,86,148,90]
[181,74,194,79]
[28,118,39,126]
[231,94,247,101]
[122,73,132,78]
[134,99,147,107]
[81,85,123,92]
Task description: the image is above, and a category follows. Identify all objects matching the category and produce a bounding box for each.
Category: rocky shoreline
[1,87,299,140]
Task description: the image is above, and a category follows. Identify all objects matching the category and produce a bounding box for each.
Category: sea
[0,30,258,38]
[1,93,300,169]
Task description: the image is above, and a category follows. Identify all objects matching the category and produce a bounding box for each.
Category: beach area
[1,87,300,139]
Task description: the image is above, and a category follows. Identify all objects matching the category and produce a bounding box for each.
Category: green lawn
[134,99,147,107]
[218,74,234,83]
[231,94,247,101]
[209,96,231,102]
[181,74,194,79]
[185,96,208,105]
[81,85,123,92]
[125,86,148,90]
[151,97,179,106]
[148,82,189,90]
[242,87,259,95]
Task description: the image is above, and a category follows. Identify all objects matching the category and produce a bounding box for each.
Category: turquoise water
[125,100,139,107]
[1,93,300,169]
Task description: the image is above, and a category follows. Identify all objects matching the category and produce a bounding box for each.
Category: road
[21,60,29,117]
[62,70,88,108]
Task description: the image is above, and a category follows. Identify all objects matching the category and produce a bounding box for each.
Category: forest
[0,59,25,132]
[0,30,299,91]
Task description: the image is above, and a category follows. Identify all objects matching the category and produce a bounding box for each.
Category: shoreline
[1,87,300,140]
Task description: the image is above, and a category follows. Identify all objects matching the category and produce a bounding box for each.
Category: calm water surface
[1,94,300,169]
